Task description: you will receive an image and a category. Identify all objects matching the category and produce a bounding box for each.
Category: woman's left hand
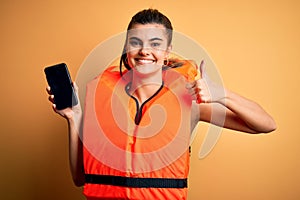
[186,60,276,133]
[186,60,226,104]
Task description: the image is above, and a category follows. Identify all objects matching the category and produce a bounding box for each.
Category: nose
[139,45,150,56]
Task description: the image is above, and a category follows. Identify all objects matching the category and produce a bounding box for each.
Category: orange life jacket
[83,60,198,200]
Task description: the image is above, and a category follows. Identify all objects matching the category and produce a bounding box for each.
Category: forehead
[128,23,168,40]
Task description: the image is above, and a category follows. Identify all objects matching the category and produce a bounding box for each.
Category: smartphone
[44,63,78,110]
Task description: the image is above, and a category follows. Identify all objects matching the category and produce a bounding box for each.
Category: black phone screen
[44,63,78,110]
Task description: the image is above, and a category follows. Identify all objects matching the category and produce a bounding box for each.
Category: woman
[47,9,276,200]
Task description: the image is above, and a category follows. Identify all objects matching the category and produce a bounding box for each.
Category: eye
[151,42,161,48]
[129,40,142,47]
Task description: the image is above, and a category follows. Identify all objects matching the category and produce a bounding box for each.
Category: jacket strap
[85,174,187,188]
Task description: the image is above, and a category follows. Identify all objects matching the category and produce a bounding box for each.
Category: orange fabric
[82,61,197,200]
[168,59,199,82]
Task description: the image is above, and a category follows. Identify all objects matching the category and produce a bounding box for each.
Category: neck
[130,71,163,103]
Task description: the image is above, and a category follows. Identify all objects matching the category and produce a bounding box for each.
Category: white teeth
[136,59,154,64]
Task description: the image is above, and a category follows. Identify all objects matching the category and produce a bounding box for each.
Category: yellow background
[0,0,299,199]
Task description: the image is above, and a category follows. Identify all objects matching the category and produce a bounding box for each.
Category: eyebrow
[149,37,163,42]
[129,37,163,42]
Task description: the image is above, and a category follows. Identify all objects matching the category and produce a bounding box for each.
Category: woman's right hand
[46,83,82,121]
[47,83,85,186]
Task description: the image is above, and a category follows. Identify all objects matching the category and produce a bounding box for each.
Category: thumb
[199,60,206,79]
[72,82,79,93]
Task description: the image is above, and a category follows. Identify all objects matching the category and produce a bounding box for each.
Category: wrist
[216,88,229,105]
[63,107,82,121]
[66,115,75,124]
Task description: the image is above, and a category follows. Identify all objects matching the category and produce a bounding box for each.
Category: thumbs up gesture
[186,60,226,104]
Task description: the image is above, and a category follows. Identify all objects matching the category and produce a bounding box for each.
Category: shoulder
[98,66,121,81]
[165,59,199,82]
[87,66,122,87]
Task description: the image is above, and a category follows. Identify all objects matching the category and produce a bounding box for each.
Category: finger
[187,87,200,96]
[199,60,206,79]
[72,82,78,89]
[196,90,210,104]
[46,86,52,95]
[52,103,57,113]
[196,91,204,104]
[72,82,79,94]
[48,95,55,103]
[185,81,196,89]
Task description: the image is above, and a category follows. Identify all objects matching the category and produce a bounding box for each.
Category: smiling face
[126,23,171,77]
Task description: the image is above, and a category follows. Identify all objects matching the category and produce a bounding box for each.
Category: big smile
[134,58,156,65]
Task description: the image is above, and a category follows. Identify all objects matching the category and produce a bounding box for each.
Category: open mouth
[134,58,156,65]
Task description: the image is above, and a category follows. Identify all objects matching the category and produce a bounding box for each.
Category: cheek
[154,50,168,61]
[126,47,138,58]
[126,54,136,67]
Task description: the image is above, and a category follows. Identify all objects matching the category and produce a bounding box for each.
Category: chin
[133,63,162,76]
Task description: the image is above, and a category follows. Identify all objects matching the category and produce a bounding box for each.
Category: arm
[187,61,276,133]
[47,85,85,186]
[67,114,85,186]
[198,93,276,133]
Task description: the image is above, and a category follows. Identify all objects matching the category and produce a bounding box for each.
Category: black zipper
[125,82,164,125]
